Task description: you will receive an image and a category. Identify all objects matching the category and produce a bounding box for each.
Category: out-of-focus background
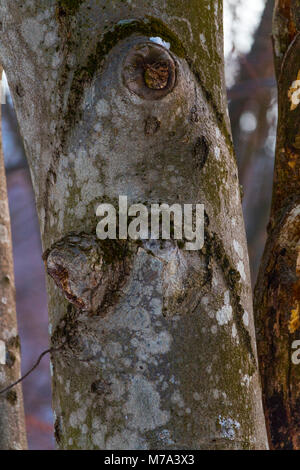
[1,0,276,450]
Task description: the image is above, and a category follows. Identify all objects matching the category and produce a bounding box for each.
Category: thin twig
[0,347,61,396]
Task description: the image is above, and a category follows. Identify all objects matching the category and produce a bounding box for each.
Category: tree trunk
[254,0,300,450]
[0,1,267,449]
[0,66,27,450]
[228,0,275,283]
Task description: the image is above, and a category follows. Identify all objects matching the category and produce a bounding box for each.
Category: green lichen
[162,288,255,449]
[80,16,185,78]
[202,229,255,367]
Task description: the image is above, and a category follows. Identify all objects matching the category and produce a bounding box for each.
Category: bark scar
[43,232,133,316]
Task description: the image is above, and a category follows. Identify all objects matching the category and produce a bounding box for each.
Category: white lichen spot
[44,30,58,48]
[242,310,249,327]
[92,425,107,447]
[21,18,45,52]
[237,260,246,281]
[131,330,172,360]
[218,416,241,440]
[91,417,101,430]
[214,146,221,160]
[0,371,6,384]
[241,374,251,387]
[74,201,87,219]
[171,390,185,408]
[69,407,87,428]
[212,273,219,289]
[96,98,110,117]
[125,375,169,431]
[11,443,22,450]
[211,325,218,334]
[0,340,6,365]
[150,37,170,49]
[0,201,9,221]
[233,240,243,259]
[106,342,123,359]
[81,424,88,434]
[193,392,201,401]
[0,224,9,244]
[107,377,125,402]
[51,52,62,69]
[200,33,206,45]
[158,429,174,445]
[232,323,237,339]
[216,291,232,325]
[233,190,240,210]
[213,389,219,399]
[2,328,17,340]
[122,358,132,368]
[1,297,7,305]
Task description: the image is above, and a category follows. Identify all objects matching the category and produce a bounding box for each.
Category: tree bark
[0,66,27,450]
[254,0,300,450]
[0,1,267,449]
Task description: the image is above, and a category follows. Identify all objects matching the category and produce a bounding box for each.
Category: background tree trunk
[254,0,300,450]
[228,0,275,284]
[0,1,267,449]
[0,66,27,450]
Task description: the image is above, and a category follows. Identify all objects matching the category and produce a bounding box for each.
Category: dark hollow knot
[122,41,176,100]
[144,61,170,89]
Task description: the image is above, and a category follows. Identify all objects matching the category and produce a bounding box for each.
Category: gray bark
[0,66,27,449]
[0,1,268,449]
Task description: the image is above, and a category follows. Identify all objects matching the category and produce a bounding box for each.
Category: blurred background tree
[1,0,276,449]
[254,0,300,449]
